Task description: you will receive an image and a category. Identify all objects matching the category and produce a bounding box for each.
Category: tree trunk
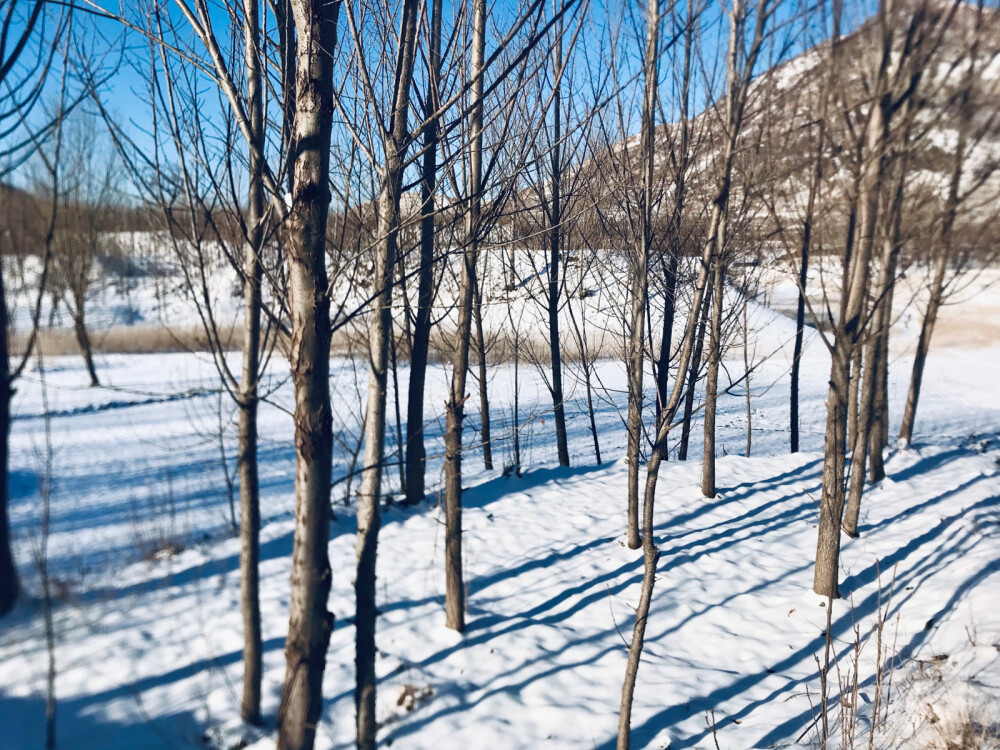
[843,337,877,537]
[679,286,710,462]
[654,0,691,451]
[473,279,493,470]
[701,258,725,498]
[790,247,807,454]
[238,393,262,723]
[404,0,442,506]
[743,283,751,458]
[625,0,660,551]
[238,0,265,725]
[443,0,485,634]
[654,253,678,437]
[356,4,419,746]
[390,314,406,495]
[0,272,17,616]
[814,71,888,598]
[847,338,861,449]
[617,1,660,744]
[791,116,826,454]
[900,28,974,447]
[72,305,100,387]
[868,247,897,484]
[813,342,850,597]
[899,254,945,446]
[622,14,770,736]
[585,362,601,465]
[548,18,570,468]
[277,3,339,748]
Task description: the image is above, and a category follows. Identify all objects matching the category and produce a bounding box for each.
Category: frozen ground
[1,279,999,748]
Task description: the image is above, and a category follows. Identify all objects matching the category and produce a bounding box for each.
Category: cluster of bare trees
[2,0,999,747]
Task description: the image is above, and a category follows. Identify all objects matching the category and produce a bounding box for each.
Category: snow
[1,258,999,749]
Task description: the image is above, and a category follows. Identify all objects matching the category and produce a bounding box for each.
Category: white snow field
[2,276,999,749]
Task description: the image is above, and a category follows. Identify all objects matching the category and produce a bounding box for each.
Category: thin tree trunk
[899,254,945,446]
[791,113,827,453]
[844,336,877,537]
[868,239,898,483]
[617,0,660,743]
[846,148,908,533]
[620,7,770,737]
[512,328,522,473]
[701,258,725,498]
[277,3,339,748]
[585,362,601,465]
[654,0,690,441]
[872,315,890,466]
[238,0,265,725]
[0,272,17,616]
[473,279,493,470]
[548,16,569,468]
[391,311,406,496]
[813,6,891,595]
[679,286,710,461]
[356,3,419,746]
[72,304,100,387]
[743,284,751,458]
[443,0,485,634]
[404,0,442,506]
[847,343,861,450]
[900,26,974,446]
[654,253,678,436]
[625,0,659,551]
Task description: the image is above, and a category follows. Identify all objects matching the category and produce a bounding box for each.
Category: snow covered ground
[1,271,999,748]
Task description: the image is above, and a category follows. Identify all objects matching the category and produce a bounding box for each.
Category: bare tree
[405,0,444,506]
[444,0,486,634]
[0,0,71,616]
[617,1,775,743]
[623,0,659,550]
[276,3,339,748]
[617,0,663,738]
[899,0,996,447]
[349,1,421,744]
[700,0,771,499]
[812,0,957,597]
[544,5,571,468]
[48,116,117,388]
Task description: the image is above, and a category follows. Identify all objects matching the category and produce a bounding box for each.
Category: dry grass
[10,326,244,356]
[9,324,622,363]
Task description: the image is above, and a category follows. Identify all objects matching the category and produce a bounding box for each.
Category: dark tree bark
[276,3,339,748]
[404,0,443,506]
[0,275,17,617]
[790,86,829,453]
[472,278,493,470]
[71,300,100,387]
[443,0,486,634]
[653,1,691,439]
[547,16,570,468]
[679,286,711,462]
